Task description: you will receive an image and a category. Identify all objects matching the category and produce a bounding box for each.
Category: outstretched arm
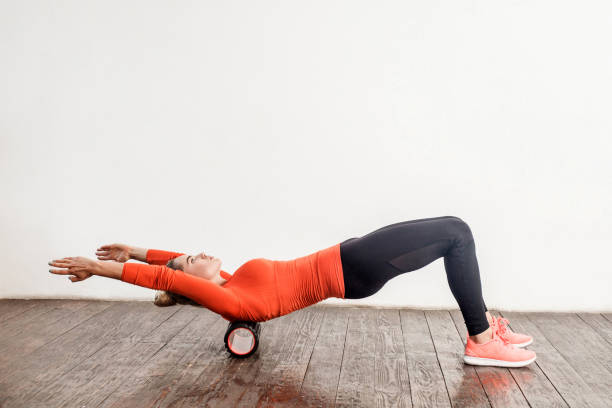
[96,243,184,265]
[49,256,122,282]
[49,257,241,320]
[143,249,185,265]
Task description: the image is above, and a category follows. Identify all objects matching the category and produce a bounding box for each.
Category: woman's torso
[223,242,345,321]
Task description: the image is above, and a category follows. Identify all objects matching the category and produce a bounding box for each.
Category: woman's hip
[339,216,472,298]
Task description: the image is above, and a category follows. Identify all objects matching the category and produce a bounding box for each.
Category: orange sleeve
[121,263,241,321]
[145,249,185,265]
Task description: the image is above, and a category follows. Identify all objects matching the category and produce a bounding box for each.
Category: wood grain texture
[298,306,349,408]
[400,309,450,408]
[53,305,204,408]
[449,309,530,408]
[0,299,81,344]
[0,299,43,323]
[502,311,607,408]
[424,310,490,408]
[528,311,612,407]
[0,300,177,407]
[250,306,325,407]
[577,313,612,346]
[98,307,227,408]
[0,300,608,408]
[335,308,411,408]
[0,300,112,367]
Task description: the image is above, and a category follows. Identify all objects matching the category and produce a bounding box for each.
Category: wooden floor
[0,300,610,407]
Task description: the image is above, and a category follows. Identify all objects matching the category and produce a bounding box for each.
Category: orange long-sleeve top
[121,243,345,322]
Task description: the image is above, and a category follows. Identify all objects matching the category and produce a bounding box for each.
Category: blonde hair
[152,258,202,307]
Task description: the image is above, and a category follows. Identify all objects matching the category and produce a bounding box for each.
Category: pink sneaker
[464,326,537,367]
[492,316,533,348]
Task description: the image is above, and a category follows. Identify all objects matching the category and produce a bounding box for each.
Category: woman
[48,215,536,368]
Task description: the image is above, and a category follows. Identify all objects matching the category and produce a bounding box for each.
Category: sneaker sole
[514,338,533,348]
[463,354,537,367]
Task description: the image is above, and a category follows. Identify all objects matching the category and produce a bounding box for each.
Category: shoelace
[468,322,512,347]
[495,316,511,336]
[493,316,513,345]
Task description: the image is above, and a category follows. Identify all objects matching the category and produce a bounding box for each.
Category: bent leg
[340,216,489,336]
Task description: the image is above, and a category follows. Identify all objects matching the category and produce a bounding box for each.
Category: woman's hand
[48,256,99,282]
[96,243,132,263]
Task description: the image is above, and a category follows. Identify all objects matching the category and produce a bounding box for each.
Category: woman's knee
[446,216,474,240]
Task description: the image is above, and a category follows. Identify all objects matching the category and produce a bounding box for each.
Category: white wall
[1,0,610,312]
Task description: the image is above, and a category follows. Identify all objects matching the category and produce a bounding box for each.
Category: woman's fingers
[49,256,88,266]
[48,262,69,268]
[97,245,112,251]
[48,256,97,280]
[48,259,74,267]
[49,268,70,275]
[48,259,81,274]
[49,258,74,264]
[49,268,90,280]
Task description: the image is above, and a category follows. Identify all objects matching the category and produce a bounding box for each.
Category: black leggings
[339,216,490,336]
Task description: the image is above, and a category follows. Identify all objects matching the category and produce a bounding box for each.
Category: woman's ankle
[469,326,493,344]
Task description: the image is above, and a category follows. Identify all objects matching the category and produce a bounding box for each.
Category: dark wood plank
[0,299,73,342]
[297,306,349,408]
[490,310,567,408]
[96,308,225,408]
[163,309,301,407]
[139,305,201,344]
[249,306,326,407]
[578,312,612,346]
[494,311,570,408]
[335,307,376,407]
[0,300,112,368]
[384,309,412,407]
[0,300,116,385]
[425,310,490,408]
[449,309,529,408]
[335,307,411,408]
[2,301,609,408]
[30,305,203,408]
[167,312,293,407]
[0,299,39,323]
[0,301,177,407]
[368,308,411,408]
[502,311,607,408]
[214,308,317,407]
[0,300,94,339]
[31,341,164,408]
[400,309,451,408]
[528,311,612,406]
[556,312,612,371]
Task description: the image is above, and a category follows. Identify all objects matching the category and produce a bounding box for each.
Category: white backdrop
[1,0,610,312]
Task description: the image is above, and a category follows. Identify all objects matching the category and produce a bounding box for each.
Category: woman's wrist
[128,246,148,262]
[94,260,124,280]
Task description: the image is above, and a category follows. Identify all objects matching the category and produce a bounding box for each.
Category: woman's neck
[211,274,227,286]
[182,269,227,287]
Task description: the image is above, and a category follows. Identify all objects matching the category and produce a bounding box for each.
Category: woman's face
[178,252,222,280]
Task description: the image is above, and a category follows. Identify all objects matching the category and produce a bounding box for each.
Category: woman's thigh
[340,216,468,299]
